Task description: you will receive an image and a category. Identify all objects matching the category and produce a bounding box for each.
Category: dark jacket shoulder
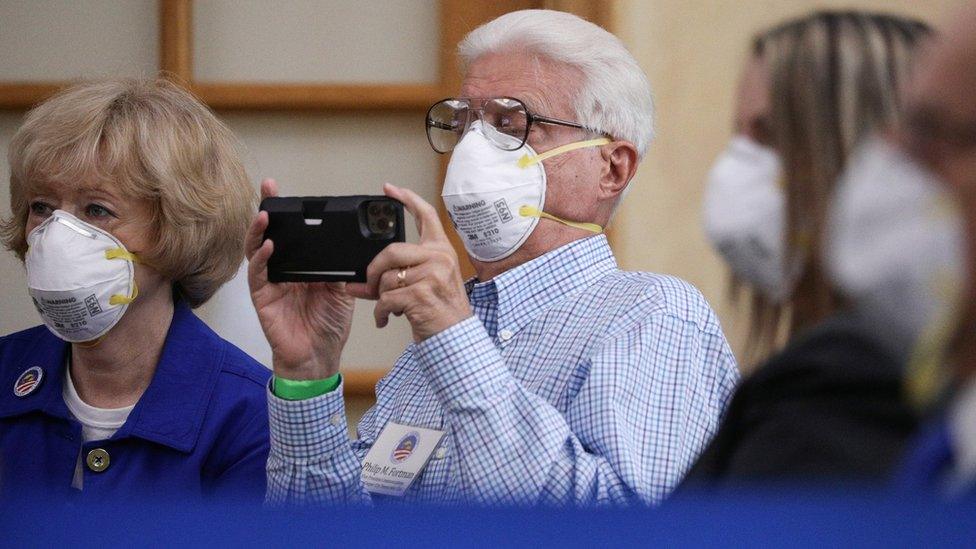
[0,325,50,359]
[212,334,271,391]
[683,312,918,487]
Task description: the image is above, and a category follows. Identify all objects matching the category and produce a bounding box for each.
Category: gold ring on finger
[396,267,408,288]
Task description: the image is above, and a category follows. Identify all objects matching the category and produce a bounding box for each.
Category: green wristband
[273,373,341,400]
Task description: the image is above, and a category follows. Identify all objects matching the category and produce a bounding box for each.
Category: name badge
[361,421,445,497]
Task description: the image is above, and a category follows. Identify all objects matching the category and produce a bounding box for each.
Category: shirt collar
[0,301,224,453]
[467,234,617,340]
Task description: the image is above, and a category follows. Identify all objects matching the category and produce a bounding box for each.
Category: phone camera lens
[365,200,396,238]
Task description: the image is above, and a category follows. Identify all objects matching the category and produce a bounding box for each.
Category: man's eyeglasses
[425,97,592,153]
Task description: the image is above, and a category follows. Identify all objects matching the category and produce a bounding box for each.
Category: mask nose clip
[53,214,96,239]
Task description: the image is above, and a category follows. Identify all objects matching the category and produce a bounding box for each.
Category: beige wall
[613,0,969,365]
[193,0,439,83]
[0,0,158,80]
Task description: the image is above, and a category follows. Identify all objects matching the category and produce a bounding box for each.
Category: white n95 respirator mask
[703,135,801,302]
[25,210,140,343]
[441,121,607,263]
[825,137,967,407]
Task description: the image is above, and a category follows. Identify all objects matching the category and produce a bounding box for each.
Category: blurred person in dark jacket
[685,11,933,487]
[825,5,976,497]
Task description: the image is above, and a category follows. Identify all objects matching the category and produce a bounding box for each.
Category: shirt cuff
[273,373,341,400]
[267,378,349,461]
[414,316,512,408]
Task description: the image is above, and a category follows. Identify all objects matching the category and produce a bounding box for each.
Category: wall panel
[0,0,158,80]
[193,0,439,84]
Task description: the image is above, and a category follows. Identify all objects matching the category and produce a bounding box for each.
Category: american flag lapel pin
[14,366,44,397]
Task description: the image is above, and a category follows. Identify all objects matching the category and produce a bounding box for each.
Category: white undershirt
[62,365,134,490]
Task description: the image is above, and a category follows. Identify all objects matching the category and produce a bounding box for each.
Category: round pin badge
[14,366,44,397]
[391,431,420,464]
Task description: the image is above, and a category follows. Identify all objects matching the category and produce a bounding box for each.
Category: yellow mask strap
[76,336,105,349]
[109,280,139,306]
[905,271,961,409]
[517,138,611,169]
[519,205,603,234]
[105,248,140,263]
[105,247,140,305]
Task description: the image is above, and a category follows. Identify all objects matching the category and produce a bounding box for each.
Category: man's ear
[599,141,639,200]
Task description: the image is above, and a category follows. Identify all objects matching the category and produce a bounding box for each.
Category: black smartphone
[260,195,406,283]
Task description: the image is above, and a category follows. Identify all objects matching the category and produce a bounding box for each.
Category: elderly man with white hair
[247,9,738,506]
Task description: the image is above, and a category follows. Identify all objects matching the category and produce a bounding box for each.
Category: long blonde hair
[742,11,932,361]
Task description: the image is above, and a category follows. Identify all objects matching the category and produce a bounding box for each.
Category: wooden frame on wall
[0,0,615,397]
[0,0,615,114]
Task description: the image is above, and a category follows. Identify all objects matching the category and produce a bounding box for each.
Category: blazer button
[86,448,111,473]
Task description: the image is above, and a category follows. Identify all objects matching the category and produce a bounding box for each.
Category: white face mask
[702,135,800,302]
[825,138,967,405]
[25,210,139,343]
[441,122,607,263]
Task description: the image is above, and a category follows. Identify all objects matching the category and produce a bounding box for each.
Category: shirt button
[435,447,447,459]
[330,415,343,427]
[499,329,513,342]
[86,448,110,473]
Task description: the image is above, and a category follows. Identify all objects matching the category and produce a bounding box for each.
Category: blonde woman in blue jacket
[0,79,269,501]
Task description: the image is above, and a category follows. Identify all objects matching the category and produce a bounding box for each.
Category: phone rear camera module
[365,200,397,238]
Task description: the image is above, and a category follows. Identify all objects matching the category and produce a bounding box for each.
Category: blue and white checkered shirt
[267,234,739,506]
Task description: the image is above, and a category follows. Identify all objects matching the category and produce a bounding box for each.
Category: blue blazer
[0,301,271,502]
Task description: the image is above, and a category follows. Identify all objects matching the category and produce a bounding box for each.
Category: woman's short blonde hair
[1,78,256,308]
